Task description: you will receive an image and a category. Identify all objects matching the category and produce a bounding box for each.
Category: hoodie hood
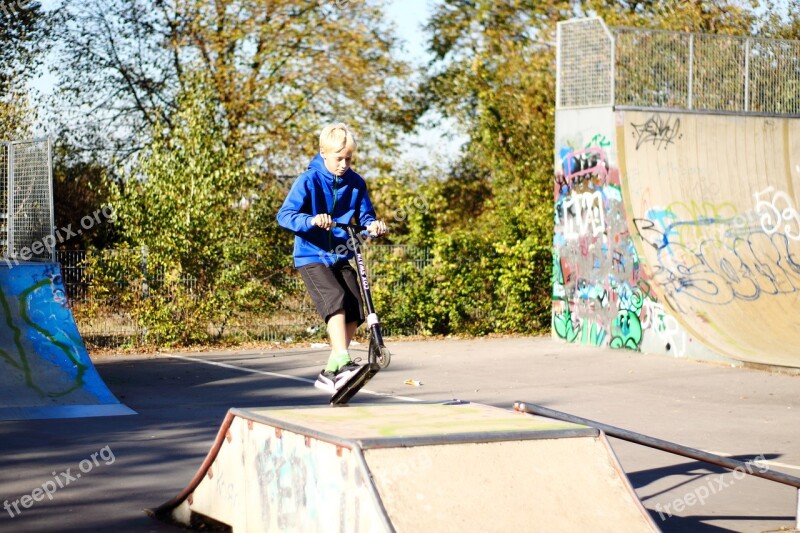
[308,152,353,182]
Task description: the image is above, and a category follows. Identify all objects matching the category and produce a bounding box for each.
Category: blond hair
[319,123,357,154]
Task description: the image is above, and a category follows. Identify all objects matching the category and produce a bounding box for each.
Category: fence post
[47,137,55,263]
[688,34,694,110]
[7,142,14,259]
[744,38,751,112]
[1,143,7,257]
[556,23,562,109]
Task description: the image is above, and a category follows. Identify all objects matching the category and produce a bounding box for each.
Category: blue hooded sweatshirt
[276,154,378,267]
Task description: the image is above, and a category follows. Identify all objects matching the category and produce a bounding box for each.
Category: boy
[276,123,387,393]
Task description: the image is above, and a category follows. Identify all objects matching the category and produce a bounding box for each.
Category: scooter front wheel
[378,346,391,368]
[370,340,391,369]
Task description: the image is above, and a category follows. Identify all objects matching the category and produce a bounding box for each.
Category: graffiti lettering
[585,133,611,149]
[0,272,89,398]
[641,298,688,356]
[754,186,800,240]
[647,230,800,307]
[562,191,606,238]
[554,143,654,353]
[631,114,682,150]
[558,147,608,193]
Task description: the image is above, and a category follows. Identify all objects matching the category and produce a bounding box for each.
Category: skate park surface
[0,336,797,532]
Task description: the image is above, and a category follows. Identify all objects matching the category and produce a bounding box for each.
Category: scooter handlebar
[331,222,368,232]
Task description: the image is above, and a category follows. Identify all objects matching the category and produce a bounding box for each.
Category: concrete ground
[0,336,797,532]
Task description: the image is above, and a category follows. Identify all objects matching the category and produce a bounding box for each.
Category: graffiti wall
[552,107,714,360]
[0,263,133,419]
[161,413,386,531]
[616,110,800,367]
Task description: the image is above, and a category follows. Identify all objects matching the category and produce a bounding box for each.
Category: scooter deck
[330,362,381,405]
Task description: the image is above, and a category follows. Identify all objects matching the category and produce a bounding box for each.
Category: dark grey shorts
[299,261,365,325]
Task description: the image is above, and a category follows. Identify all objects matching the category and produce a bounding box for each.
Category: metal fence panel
[5,139,53,261]
[557,18,614,108]
[748,37,800,115]
[558,18,800,116]
[614,28,691,110]
[56,244,434,346]
[691,33,747,112]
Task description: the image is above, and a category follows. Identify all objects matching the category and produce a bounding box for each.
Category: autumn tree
[405,0,575,332]
[51,0,411,170]
[0,0,50,137]
[378,0,774,334]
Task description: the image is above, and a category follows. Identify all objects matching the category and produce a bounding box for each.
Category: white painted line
[161,353,421,402]
[708,450,800,471]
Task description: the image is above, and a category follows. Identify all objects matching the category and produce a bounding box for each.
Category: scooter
[329,222,391,405]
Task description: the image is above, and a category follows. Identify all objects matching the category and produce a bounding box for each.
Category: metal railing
[515,402,800,529]
[557,18,800,116]
[0,138,54,261]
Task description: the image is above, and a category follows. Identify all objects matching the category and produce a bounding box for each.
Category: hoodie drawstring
[328,174,338,252]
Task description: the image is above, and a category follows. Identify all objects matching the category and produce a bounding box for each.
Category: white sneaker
[314,369,337,393]
[335,361,362,384]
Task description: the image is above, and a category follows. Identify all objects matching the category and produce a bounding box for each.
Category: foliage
[370,0,568,335]
[52,157,119,250]
[51,0,412,169]
[0,0,50,136]
[370,0,777,338]
[90,75,290,346]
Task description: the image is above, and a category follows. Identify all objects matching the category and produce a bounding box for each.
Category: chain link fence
[557,18,614,109]
[0,138,54,261]
[57,245,433,347]
[557,18,800,116]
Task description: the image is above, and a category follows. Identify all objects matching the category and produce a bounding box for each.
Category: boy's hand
[367,220,388,237]
[311,214,333,230]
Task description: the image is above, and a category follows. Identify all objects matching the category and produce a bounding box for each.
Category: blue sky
[385,0,435,65]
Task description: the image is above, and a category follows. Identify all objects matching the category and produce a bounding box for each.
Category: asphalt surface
[0,336,797,532]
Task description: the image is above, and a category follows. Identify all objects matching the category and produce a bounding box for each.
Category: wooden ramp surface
[617,110,800,367]
[152,402,658,532]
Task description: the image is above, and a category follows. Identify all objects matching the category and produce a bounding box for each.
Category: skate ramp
[0,263,135,420]
[152,402,658,532]
[617,110,800,368]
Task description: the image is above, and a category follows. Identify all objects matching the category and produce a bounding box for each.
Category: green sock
[325,351,351,372]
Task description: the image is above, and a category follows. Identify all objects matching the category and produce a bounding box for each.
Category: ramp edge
[0,403,136,421]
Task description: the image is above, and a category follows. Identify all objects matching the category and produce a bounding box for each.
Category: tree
[396,0,770,334]
[52,156,119,250]
[412,0,572,332]
[100,73,289,345]
[51,0,412,170]
[0,0,50,137]
[578,0,758,33]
